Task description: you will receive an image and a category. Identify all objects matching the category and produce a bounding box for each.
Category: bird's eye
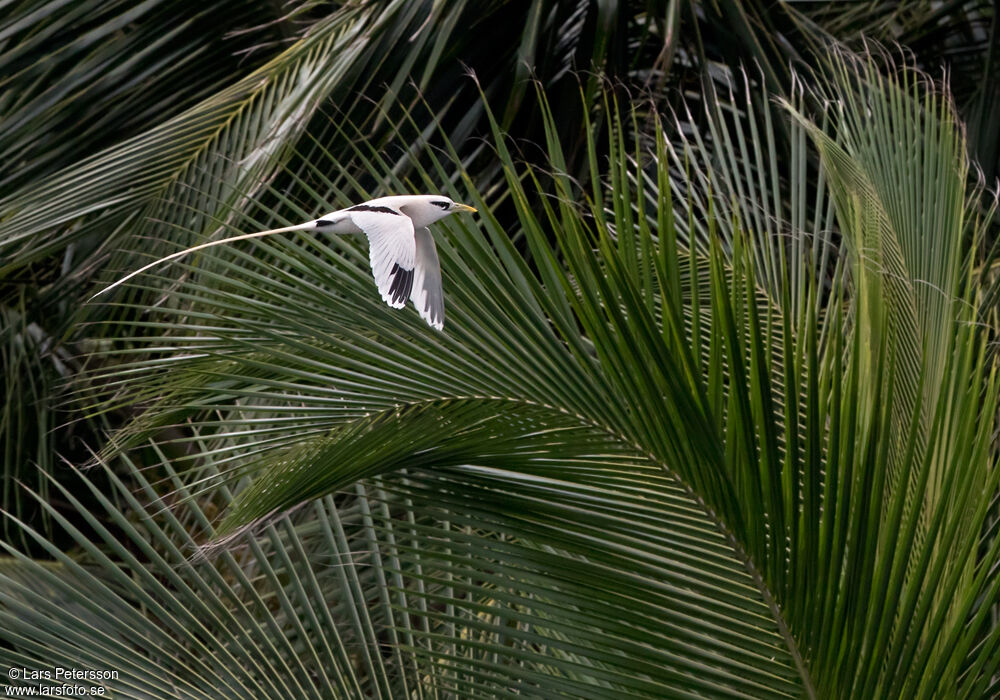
[431,201,451,210]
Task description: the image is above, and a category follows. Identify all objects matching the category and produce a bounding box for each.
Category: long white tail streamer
[89,222,317,301]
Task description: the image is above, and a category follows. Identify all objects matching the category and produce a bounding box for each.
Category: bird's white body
[95,194,477,331]
[314,195,462,232]
[303,195,474,329]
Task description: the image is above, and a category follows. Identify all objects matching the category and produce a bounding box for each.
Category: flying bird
[94,195,478,330]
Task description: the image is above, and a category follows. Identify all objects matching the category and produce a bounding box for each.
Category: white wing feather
[411,227,445,330]
[348,209,416,309]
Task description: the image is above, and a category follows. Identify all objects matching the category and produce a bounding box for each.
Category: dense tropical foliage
[2,1,1000,698]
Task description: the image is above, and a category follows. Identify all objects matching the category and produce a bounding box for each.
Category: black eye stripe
[431,201,451,210]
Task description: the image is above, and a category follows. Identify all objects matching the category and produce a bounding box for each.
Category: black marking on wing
[431,200,451,210]
[348,204,401,216]
[314,219,335,227]
[389,263,414,305]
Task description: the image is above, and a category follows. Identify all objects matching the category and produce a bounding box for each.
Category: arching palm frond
[5,50,992,698]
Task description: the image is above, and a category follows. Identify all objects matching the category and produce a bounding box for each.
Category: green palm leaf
[3,433,810,697]
[0,0,287,192]
[4,23,1000,700]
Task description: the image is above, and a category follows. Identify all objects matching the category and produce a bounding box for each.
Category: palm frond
[0,0,290,192]
[4,8,1000,696]
[2,435,810,698]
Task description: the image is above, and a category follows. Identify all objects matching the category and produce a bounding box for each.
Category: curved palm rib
[68,52,1000,699]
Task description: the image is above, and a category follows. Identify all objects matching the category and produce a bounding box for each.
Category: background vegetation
[2,1,1000,697]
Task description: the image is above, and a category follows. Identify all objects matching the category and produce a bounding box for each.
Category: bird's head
[400,195,477,227]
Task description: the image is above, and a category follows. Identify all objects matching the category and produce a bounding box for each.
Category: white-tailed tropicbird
[94,195,478,330]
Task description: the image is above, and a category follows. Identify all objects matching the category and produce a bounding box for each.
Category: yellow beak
[450,203,477,213]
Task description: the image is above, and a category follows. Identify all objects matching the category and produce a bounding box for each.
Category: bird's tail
[90,222,320,300]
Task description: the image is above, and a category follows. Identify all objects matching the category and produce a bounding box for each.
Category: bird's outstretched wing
[348,208,416,308]
[411,227,445,330]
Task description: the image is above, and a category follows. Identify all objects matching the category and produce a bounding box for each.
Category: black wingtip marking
[388,263,414,304]
[348,204,401,216]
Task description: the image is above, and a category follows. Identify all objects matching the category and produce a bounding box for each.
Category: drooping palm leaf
[0,0,290,193]
[3,427,814,697]
[3,0,1000,694]
[46,46,1000,698]
[1,0,757,538]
